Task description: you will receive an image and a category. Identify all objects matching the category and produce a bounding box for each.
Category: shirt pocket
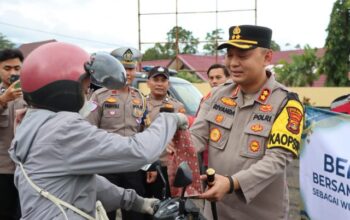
[240,121,272,159]
[0,108,9,127]
[206,110,234,151]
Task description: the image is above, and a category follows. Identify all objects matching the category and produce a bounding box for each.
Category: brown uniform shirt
[0,84,27,174]
[146,94,185,166]
[86,87,146,136]
[190,75,304,220]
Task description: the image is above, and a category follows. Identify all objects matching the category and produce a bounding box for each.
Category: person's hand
[175,113,188,130]
[146,171,157,183]
[0,80,22,104]
[198,174,231,202]
[140,198,160,215]
[166,140,176,155]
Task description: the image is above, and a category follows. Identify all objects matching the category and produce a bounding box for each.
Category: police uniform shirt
[190,74,304,220]
[86,87,146,136]
[146,94,185,166]
[146,94,185,122]
[0,83,27,174]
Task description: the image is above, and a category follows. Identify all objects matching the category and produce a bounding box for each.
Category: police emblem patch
[215,114,224,123]
[286,107,303,134]
[210,128,221,142]
[249,140,260,152]
[220,97,236,106]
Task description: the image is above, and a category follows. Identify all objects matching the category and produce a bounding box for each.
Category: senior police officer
[0,48,26,220]
[86,47,150,220]
[145,66,186,199]
[190,25,304,220]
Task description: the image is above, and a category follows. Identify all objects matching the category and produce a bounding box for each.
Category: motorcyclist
[8,42,188,220]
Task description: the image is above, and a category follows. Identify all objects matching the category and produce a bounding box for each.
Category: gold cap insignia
[123,49,134,62]
[232,26,241,40]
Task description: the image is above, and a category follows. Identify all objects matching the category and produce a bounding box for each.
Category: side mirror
[173,161,192,188]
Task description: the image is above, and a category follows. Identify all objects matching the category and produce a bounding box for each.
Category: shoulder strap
[19,162,95,220]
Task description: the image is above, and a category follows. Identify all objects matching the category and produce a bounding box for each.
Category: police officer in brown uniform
[86,47,149,220]
[145,66,186,199]
[0,49,26,220]
[190,25,304,220]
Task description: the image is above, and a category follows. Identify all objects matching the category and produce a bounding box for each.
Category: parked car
[131,72,203,117]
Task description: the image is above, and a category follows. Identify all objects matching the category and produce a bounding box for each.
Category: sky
[0,0,337,53]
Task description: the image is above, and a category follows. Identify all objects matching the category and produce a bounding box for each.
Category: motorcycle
[152,161,206,220]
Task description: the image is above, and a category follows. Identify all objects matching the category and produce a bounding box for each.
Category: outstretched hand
[198,174,231,202]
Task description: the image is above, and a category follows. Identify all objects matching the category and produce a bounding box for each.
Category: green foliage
[270,40,281,51]
[274,45,320,86]
[143,26,199,60]
[319,0,350,86]
[176,70,202,83]
[203,29,224,55]
[0,33,15,49]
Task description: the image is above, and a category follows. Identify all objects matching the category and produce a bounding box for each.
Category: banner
[300,107,350,219]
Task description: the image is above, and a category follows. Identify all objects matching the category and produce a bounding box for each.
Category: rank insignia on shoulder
[215,114,224,123]
[220,97,237,107]
[106,97,117,103]
[249,140,260,152]
[210,128,221,142]
[259,104,273,112]
[258,88,270,102]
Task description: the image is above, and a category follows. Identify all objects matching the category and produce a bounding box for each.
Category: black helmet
[85,52,127,90]
[21,42,90,112]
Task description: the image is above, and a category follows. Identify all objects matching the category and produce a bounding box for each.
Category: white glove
[140,198,159,215]
[176,113,188,130]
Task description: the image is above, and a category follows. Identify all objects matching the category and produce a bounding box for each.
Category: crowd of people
[0,24,304,220]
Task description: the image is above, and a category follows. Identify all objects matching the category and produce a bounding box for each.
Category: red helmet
[21,42,90,112]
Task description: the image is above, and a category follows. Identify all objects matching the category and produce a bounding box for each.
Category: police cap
[110,47,142,69]
[148,66,169,79]
[217,25,272,50]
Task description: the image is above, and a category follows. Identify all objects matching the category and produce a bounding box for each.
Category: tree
[319,0,350,86]
[270,40,281,51]
[0,33,15,49]
[274,45,320,86]
[143,26,199,60]
[203,29,224,55]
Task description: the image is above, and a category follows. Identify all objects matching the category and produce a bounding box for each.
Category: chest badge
[210,128,221,142]
[249,140,260,152]
[132,98,141,105]
[251,124,263,132]
[220,97,236,107]
[260,104,273,112]
[133,108,143,118]
[215,114,224,123]
[106,97,117,103]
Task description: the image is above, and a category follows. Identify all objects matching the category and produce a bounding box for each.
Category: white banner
[300,107,350,219]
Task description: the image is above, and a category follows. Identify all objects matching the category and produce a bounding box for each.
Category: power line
[0,21,122,47]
